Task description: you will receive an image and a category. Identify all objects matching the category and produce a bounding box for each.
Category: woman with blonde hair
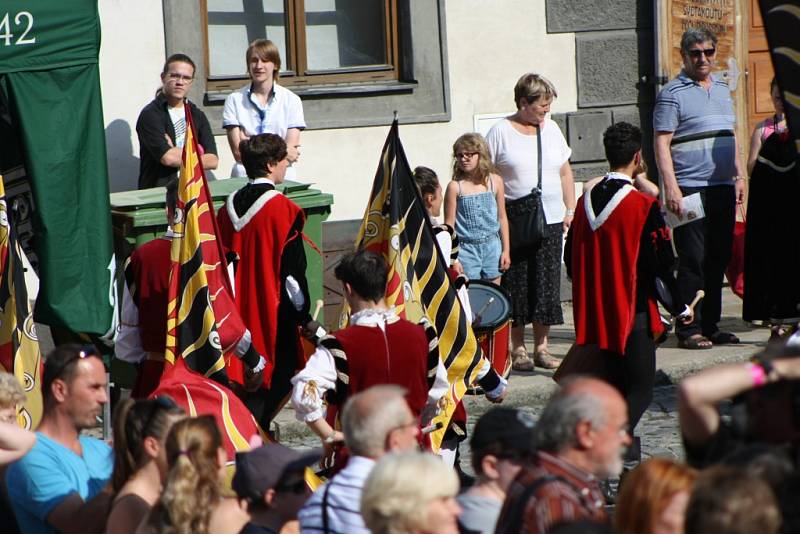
[615,457,697,534]
[137,415,249,534]
[106,396,185,534]
[361,452,461,534]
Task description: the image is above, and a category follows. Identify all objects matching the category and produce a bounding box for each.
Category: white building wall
[99,1,576,220]
[99,0,165,193]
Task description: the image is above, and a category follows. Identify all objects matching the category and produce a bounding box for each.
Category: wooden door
[747,0,776,136]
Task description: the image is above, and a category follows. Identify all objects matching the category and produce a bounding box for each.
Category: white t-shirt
[167,106,186,149]
[486,117,572,224]
[222,82,306,179]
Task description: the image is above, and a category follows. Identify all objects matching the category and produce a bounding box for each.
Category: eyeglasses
[687,48,716,59]
[166,72,194,82]
[455,152,478,159]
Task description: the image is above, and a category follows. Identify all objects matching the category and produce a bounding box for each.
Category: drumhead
[467,280,512,331]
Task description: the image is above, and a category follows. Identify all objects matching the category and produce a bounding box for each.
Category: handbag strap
[535,123,542,192]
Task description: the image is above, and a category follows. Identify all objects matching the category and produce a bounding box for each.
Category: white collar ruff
[583,173,635,231]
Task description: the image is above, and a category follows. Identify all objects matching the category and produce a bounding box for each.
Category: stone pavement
[276,287,770,465]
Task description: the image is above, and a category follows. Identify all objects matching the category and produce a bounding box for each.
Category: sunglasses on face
[688,48,716,59]
[455,152,478,159]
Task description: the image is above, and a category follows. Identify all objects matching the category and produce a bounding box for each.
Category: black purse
[506,124,546,252]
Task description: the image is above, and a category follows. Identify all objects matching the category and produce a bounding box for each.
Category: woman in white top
[223,39,306,180]
[486,73,576,372]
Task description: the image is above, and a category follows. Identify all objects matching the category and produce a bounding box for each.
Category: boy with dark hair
[218,133,316,427]
[333,248,388,302]
[239,133,288,180]
[565,122,692,470]
[290,248,505,456]
[136,53,218,189]
[290,248,439,448]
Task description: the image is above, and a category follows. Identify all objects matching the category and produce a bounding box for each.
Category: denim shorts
[459,235,502,280]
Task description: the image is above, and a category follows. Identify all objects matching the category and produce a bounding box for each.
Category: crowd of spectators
[1,341,799,533]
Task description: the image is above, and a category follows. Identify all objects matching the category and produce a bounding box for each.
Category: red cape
[153,358,262,460]
[217,189,304,387]
[571,183,664,354]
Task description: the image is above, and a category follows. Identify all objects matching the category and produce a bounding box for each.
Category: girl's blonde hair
[361,452,459,534]
[158,416,223,534]
[452,132,494,185]
[0,372,25,411]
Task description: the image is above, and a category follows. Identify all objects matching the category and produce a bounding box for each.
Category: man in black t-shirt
[135,53,218,189]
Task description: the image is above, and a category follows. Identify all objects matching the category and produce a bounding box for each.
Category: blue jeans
[459,235,502,280]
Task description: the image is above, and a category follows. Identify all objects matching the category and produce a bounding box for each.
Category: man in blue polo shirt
[6,345,113,534]
[654,27,746,350]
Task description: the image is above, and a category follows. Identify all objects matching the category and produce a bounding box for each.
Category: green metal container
[109,179,333,389]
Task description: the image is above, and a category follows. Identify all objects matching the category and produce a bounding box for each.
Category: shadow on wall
[105,119,139,193]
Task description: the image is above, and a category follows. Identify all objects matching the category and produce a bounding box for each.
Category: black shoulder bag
[506,123,546,254]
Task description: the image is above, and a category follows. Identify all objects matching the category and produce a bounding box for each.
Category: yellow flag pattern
[164,107,227,383]
[0,176,42,429]
[353,122,488,450]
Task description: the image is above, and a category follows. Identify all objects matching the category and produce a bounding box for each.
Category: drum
[465,280,512,394]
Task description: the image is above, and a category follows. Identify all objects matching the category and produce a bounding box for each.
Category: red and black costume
[118,236,172,398]
[217,179,312,426]
[118,231,263,398]
[565,173,682,437]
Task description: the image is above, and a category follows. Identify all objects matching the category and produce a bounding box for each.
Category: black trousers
[602,315,656,433]
[673,185,736,340]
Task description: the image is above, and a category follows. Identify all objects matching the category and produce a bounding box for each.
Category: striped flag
[353,121,488,450]
[0,176,42,430]
[154,358,264,460]
[164,104,245,383]
[158,106,264,460]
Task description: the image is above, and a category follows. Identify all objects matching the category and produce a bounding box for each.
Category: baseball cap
[470,407,536,458]
[232,443,322,502]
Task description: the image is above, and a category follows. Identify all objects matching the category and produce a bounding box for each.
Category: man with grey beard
[494,377,631,533]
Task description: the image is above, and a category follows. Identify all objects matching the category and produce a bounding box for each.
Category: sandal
[533,349,561,370]
[511,347,535,372]
[706,331,740,345]
[678,334,713,350]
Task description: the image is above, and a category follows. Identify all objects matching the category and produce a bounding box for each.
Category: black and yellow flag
[0,176,42,429]
[354,121,488,450]
[164,106,244,384]
[760,0,800,153]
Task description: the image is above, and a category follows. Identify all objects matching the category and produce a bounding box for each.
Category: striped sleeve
[419,316,440,389]
[319,335,349,406]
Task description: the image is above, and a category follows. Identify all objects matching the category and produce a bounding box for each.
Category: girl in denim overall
[444,133,510,284]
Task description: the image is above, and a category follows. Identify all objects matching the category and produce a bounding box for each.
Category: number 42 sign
[0,11,35,46]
